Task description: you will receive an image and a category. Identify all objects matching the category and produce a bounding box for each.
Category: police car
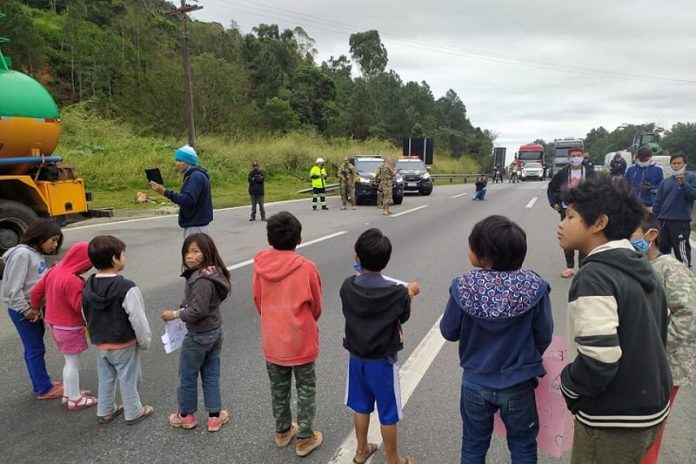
[395,156,433,195]
[350,156,404,205]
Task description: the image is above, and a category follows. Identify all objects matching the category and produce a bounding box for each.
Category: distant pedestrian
[652,152,696,268]
[248,161,266,221]
[253,212,324,457]
[310,157,329,211]
[30,242,96,411]
[547,146,594,278]
[440,215,553,464]
[625,146,664,207]
[83,235,153,425]
[582,150,595,171]
[338,157,357,210]
[630,212,696,464]
[493,165,503,183]
[558,174,671,464]
[1,219,64,400]
[376,157,396,215]
[340,228,420,464]
[609,152,627,177]
[162,233,231,432]
[473,176,487,200]
[150,145,213,238]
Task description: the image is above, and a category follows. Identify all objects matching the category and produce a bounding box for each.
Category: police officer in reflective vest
[310,157,329,211]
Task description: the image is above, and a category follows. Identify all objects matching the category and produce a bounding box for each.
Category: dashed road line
[525,197,538,209]
[390,205,429,217]
[450,192,470,199]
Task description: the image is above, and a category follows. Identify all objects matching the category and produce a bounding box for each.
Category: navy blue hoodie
[440,269,553,389]
[164,166,213,228]
[652,171,696,221]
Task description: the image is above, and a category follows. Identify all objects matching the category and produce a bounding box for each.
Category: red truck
[515,143,545,177]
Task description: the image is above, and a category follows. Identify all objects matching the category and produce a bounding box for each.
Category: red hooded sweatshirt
[31,242,92,327]
[252,248,322,366]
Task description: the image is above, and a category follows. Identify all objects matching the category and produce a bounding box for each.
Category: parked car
[521,162,544,181]
[395,156,432,195]
[351,156,404,205]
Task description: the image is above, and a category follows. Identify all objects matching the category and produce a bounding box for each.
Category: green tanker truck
[0,15,110,257]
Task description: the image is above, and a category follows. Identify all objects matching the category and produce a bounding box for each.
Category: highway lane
[1,181,693,464]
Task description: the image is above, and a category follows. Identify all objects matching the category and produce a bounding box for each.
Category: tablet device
[145,168,163,185]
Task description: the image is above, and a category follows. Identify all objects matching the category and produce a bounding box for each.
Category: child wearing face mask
[547,146,594,278]
[624,146,664,207]
[652,151,696,268]
[630,211,696,464]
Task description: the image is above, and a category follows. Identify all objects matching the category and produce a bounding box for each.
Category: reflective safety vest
[310,165,327,188]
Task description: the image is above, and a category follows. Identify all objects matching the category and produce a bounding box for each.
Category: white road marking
[450,192,470,199]
[390,205,429,217]
[226,231,347,271]
[525,197,538,209]
[541,184,548,190]
[329,317,446,464]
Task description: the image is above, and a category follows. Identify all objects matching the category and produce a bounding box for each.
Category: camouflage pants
[265,361,316,439]
[341,182,355,206]
[380,187,393,210]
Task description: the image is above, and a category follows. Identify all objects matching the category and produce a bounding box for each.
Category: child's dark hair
[20,219,63,254]
[640,211,661,247]
[88,235,126,270]
[636,146,653,161]
[181,233,231,282]
[562,172,645,240]
[468,215,526,271]
[355,228,392,272]
[670,152,686,164]
[266,211,302,251]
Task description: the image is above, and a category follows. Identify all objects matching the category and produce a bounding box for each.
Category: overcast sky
[196,0,696,159]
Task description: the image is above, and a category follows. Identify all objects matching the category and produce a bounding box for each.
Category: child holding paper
[161,233,231,432]
[82,235,153,424]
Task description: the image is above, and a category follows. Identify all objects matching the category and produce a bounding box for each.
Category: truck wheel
[0,200,39,256]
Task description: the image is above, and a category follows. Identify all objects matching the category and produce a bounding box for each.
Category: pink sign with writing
[493,336,574,458]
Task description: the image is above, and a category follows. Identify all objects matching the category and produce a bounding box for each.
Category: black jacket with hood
[560,240,672,428]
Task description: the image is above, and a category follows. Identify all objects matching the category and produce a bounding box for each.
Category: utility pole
[165,1,202,149]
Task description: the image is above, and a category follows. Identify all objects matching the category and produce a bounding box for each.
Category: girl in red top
[31,242,95,411]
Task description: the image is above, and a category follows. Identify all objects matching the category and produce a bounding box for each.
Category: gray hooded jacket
[1,245,48,315]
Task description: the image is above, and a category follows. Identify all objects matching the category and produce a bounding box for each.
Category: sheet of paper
[162,318,188,354]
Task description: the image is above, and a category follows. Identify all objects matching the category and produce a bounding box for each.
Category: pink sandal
[62,389,93,406]
[67,395,97,411]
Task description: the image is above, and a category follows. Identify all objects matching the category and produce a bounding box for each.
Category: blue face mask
[630,229,656,254]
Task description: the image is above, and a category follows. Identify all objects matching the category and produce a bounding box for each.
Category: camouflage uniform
[376,163,395,213]
[337,162,357,208]
[651,255,696,386]
[265,361,317,438]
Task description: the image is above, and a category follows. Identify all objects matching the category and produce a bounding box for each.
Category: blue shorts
[345,355,402,425]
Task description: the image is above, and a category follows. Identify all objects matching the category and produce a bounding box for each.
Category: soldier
[377,157,395,215]
[309,158,328,211]
[337,157,357,210]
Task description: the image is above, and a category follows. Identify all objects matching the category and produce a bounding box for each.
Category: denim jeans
[460,380,539,464]
[8,309,54,395]
[96,344,143,420]
[250,194,265,219]
[473,188,486,200]
[177,327,223,414]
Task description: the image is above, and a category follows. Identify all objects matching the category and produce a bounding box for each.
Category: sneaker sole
[296,433,323,457]
[208,415,229,433]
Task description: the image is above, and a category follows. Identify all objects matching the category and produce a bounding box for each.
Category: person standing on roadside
[337,157,357,210]
[625,146,664,208]
[547,146,594,278]
[652,152,696,268]
[310,158,329,211]
[609,152,627,177]
[248,161,266,222]
[150,145,213,238]
[376,157,395,216]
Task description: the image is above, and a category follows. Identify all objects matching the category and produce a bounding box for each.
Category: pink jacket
[31,242,92,327]
[252,248,322,366]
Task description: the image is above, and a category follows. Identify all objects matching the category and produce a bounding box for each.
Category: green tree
[261,97,299,133]
[289,65,336,131]
[410,123,425,138]
[663,122,696,163]
[348,30,388,79]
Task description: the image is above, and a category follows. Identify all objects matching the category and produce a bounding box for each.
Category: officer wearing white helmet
[310,157,329,210]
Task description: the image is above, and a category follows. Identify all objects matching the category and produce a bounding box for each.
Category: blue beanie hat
[175,145,198,166]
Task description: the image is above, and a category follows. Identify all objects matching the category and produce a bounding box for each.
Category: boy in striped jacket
[556,173,672,464]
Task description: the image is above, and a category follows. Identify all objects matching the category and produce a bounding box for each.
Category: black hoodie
[179,265,230,333]
[340,275,410,359]
[560,240,672,428]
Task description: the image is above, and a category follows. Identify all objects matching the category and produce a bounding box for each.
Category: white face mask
[671,166,686,176]
[569,157,583,167]
[636,159,651,168]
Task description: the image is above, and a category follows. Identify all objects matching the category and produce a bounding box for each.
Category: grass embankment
[57,105,479,212]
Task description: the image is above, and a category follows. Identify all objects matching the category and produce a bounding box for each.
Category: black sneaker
[322,206,329,210]
[249,217,255,221]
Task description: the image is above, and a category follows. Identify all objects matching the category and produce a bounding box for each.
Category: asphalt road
[1,181,694,464]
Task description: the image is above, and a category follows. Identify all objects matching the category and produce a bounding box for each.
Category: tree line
[1,0,494,162]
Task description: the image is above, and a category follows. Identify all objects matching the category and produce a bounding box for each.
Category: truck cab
[515,143,545,177]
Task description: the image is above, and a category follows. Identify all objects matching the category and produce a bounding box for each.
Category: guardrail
[430,174,485,183]
[296,183,341,194]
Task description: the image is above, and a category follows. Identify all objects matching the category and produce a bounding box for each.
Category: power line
[202,0,696,86]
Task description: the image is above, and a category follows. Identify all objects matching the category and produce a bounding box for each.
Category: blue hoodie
[624,163,664,207]
[652,171,696,221]
[440,269,553,389]
[164,166,213,228]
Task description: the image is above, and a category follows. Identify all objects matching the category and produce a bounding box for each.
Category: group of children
[2,171,694,464]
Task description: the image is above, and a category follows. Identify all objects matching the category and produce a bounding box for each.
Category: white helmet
[316,157,325,164]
